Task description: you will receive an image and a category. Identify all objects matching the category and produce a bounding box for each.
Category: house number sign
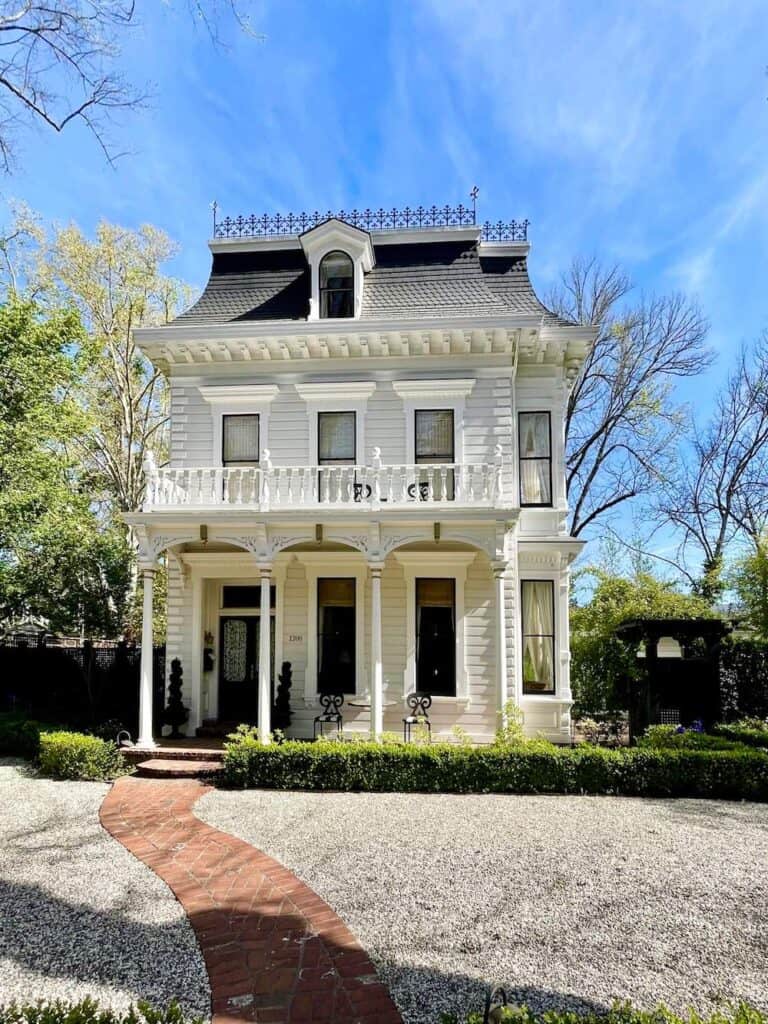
[288,634,303,643]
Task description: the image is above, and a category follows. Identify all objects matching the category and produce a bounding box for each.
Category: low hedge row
[0,1000,200,1024]
[443,1004,766,1024]
[637,726,747,751]
[221,738,768,800]
[0,713,41,758]
[1,1001,764,1024]
[713,723,768,749]
[38,731,128,781]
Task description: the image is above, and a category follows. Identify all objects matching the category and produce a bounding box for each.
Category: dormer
[299,218,375,321]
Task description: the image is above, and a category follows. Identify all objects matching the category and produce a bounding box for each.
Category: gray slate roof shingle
[173,237,573,326]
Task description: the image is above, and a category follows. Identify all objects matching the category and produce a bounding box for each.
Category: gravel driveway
[198,789,768,1024]
[0,761,209,1017]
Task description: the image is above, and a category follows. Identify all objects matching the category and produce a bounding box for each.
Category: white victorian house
[126,206,595,747]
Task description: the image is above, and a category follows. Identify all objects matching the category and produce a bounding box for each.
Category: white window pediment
[300,219,375,321]
[296,380,377,466]
[393,378,475,465]
[200,384,279,467]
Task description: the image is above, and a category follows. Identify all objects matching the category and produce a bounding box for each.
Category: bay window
[519,412,552,506]
[521,580,555,694]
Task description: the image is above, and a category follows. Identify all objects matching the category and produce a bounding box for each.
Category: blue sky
[7,0,768,564]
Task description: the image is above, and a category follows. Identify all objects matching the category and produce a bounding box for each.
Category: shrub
[0,713,41,757]
[439,1002,766,1024]
[713,719,768,749]
[0,998,202,1024]
[221,734,768,801]
[638,725,746,751]
[38,731,128,781]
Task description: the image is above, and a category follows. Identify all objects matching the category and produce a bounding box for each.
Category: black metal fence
[0,636,166,736]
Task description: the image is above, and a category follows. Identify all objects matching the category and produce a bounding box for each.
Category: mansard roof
[172,228,570,326]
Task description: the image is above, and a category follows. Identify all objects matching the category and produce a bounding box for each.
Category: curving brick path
[100,778,402,1024]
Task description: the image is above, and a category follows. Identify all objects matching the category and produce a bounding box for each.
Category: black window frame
[222,413,260,467]
[317,576,357,695]
[415,577,457,697]
[520,578,556,696]
[319,250,354,319]
[518,411,553,508]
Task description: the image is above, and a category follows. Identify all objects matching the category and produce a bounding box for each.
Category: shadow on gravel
[0,876,612,1024]
[651,798,768,832]
[0,878,209,1015]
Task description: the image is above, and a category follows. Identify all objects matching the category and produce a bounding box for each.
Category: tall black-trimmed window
[222,414,259,467]
[415,409,454,500]
[521,580,555,694]
[317,578,356,694]
[318,411,356,465]
[320,250,354,318]
[416,578,456,696]
[519,411,552,506]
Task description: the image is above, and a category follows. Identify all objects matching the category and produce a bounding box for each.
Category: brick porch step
[135,758,224,778]
[123,745,224,764]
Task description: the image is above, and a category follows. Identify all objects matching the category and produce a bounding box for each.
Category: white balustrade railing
[142,448,506,511]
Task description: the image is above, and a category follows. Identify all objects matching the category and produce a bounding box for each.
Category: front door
[219,615,259,722]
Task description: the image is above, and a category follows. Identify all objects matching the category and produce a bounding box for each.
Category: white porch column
[138,567,157,748]
[369,562,384,741]
[258,564,272,744]
[493,562,509,723]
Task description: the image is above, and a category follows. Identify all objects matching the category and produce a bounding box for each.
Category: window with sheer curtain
[222,414,259,466]
[519,412,552,506]
[521,580,555,694]
[415,409,454,499]
[318,411,356,464]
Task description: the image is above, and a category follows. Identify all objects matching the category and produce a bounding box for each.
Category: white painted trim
[294,552,367,704]
[393,551,476,701]
[200,385,279,469]
[300,221,374,322]
[209,225,481,253]
[393,379,474,466]
[296,381,377,464]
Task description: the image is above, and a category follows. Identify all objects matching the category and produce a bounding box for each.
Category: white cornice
[393,378,475,400]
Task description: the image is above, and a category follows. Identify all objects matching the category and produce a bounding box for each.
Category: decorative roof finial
[470,185,479,220]
[211,199,218,236]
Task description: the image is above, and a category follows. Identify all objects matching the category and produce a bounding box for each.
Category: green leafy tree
[571,567,716,714]
[0,296,132,634]
[729,538,768,640]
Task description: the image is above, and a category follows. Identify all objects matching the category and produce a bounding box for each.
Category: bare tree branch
[547,257,712,537]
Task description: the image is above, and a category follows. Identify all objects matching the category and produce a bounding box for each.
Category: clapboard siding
[170,375,513,471]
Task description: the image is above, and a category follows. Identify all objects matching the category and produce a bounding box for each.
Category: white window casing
[295,381,377,464]
[392,378,475,466]
[299,219,375,321]
[393,550,476,703]
[516,568,571,703]
[199,384,280,467]
[295,552,367,705]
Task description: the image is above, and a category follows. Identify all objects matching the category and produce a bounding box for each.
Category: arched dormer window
[319,250,354,318]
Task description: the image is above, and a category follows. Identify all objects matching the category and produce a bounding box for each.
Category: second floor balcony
[143,448,506,513]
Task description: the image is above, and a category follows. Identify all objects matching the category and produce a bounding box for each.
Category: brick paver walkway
[100,778,402,1024]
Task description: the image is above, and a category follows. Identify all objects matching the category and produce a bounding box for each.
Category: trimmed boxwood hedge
[713,723,768,749]
[221,738,768,801]
[38,731,128,781]
[443,1004,767,1024]
[0,1000,200,1024]
[0,713,41,758]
